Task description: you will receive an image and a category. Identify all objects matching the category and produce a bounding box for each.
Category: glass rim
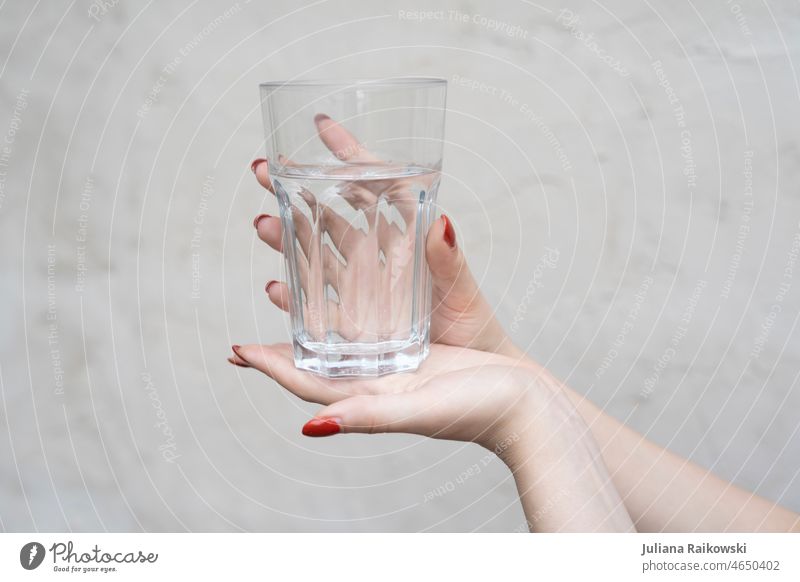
[259,77,446,90]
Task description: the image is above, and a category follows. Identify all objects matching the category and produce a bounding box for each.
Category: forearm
[500,384,635,532]
[496,336,797,531]
[564,387,800,532]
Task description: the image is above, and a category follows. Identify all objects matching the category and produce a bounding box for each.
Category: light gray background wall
[1,0,799,532]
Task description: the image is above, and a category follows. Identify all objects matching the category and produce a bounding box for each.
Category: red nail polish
[253,214,271,229]
[251,158,267,173]
[265,280,278,294]
[441,214,456,248]
[302,417,341,437]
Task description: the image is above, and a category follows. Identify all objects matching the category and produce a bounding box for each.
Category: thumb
[425,215,480,305]
[300,392,431,437]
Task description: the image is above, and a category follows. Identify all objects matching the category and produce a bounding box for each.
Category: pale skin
[232,116,800,533]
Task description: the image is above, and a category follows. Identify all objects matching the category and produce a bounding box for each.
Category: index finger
[314,114,380,163]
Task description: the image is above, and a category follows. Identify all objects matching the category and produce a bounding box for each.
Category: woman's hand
[229,342,634,532]
[250,114,523,357]
[230,343,532,447]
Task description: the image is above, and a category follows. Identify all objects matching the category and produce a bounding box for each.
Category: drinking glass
[259,78,447,377]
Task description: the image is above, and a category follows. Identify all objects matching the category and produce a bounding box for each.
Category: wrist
[484,366,575,470]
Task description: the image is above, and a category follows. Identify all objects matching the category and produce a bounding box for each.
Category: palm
[234,342,535,446]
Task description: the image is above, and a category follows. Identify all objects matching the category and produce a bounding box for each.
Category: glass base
[293,337,429,378]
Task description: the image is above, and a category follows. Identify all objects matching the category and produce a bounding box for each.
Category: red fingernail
[302,417,341,437]
[251,158,267,173]
[253,214,271,229]
[441,214,456,248]
[314,113,330,124]
[265,280,278,294]
[231,345,248,363]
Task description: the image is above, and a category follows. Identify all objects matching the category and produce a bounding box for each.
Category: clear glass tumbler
[259,78,447,377]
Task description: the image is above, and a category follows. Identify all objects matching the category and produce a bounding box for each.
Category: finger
[314,114,379,163]
[265,280,290,312]
[425,216,517,354]
[322,241,346,283]
[291,205,316,261]
[251,157,317,259]
[231,343,352,404]
[426,214,479,307]
[295,248,311,300]
[340,180,378,212]
[253,183,318,263]
[303,391,430,436]
[319,201,362,254]
[227,355,250,368]
[251,158,275,193]
[254,214,283,252]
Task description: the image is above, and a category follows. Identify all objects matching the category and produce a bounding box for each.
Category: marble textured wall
[1,0,799,531]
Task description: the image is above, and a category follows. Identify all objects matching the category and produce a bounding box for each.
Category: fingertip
[255,215,284,252]
[229,345,252,368]
[232,344,278,379]
[301,416,341,437]
[264,280,290,312]
[426,216,459,273]
[441,214,456,249]
[250,158,267,174]
[252,158,275,193]
[253,213,271,229]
